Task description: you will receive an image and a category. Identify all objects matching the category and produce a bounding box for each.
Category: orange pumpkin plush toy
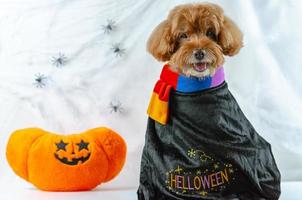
[6,127,126,191]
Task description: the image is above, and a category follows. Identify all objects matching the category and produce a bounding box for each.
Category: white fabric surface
[0,182,301,200]
[0,0,301,197]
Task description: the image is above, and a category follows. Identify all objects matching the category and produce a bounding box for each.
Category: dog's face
[147,3,243,77]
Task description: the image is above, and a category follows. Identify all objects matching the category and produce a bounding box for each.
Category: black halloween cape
[137,66,281,200]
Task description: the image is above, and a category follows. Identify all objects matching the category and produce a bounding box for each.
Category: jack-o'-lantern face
[6,127,127,191]
[54,139,91,166]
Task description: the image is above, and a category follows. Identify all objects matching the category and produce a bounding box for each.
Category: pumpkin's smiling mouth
[54,153,91,166]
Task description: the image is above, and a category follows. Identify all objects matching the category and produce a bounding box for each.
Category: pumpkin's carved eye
[56,140,68,151]
[77,140,89,151]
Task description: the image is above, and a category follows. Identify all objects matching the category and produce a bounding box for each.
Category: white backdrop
[0,0,302,194]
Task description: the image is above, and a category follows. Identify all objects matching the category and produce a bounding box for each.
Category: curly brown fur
[147,3,243,77]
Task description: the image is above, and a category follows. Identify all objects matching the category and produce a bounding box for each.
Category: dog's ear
[218,16,243,56]
[147,20,175,61]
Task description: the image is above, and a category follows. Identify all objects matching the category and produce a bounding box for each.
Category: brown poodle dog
[147,2,243,77]
[138,2,281,200]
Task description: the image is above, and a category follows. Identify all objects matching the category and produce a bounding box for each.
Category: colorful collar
[147,64,225,125]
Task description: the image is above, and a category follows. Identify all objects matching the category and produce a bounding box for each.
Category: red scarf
[147,65,225,125]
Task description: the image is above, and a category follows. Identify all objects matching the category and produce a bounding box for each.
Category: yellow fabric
[147,92,169,125]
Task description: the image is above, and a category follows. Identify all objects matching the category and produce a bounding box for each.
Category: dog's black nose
[194,50,205,60]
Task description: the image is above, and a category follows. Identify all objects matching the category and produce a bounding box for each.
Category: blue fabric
[176,75,212,92]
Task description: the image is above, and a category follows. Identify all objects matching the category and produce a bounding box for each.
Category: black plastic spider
[111,43,126,57]
[109,100,124,113]
[33,73,47,88]
[51,52,68,67]
[102,19,116,34]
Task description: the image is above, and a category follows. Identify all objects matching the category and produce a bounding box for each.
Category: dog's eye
[206,30,217,41]
[179,33,188,39]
